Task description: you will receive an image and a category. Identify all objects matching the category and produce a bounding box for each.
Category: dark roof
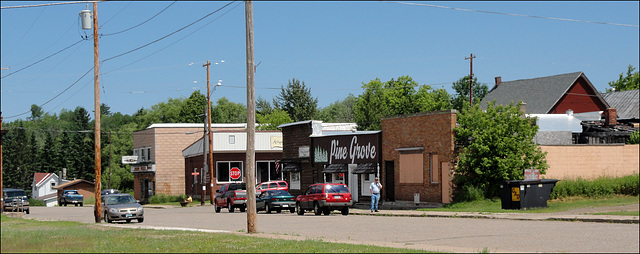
[602,89,639,119]
[322,164,348,173]
[481,72,607,114]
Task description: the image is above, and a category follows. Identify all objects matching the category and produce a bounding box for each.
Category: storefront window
[257,161,282,183]
[217,161,243,183]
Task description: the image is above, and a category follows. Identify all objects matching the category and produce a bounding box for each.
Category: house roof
[34,173,55,187]
[35,193,58,201]
[481,72,608,114]
[602,89,639,119]
[52,179,94,189]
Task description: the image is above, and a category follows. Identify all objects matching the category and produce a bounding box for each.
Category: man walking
[370,177,382,212]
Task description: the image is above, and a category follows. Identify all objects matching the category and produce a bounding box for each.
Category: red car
[256,180,289,193]
[295,183,352,216]
[214,183,247,213]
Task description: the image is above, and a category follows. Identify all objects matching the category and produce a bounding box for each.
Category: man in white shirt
[369,177,382,212]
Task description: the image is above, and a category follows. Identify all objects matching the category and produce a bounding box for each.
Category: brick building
[131,123,246,203]
[381,110,456,204]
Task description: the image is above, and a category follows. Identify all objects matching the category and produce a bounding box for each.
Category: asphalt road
[24,206,640,253]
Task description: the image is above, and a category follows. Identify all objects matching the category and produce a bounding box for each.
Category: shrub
[148,194,183,204]
[453,185,485,202]
[29,198,46,206]
[550,174,639,199]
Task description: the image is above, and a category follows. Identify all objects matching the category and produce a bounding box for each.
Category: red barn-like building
[481,72,609,114]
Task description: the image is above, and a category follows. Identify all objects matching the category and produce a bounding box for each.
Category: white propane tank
[79,9,92,30]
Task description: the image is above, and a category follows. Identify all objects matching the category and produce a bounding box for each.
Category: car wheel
[228,202,234,213]
[296,203,304,215]
[265,204,271,214]
[105,213,112,223]
[313,202,321,216]
[126,219,131,223]
[290,208,296,213]
[240,206,246,213]
[322,207,331,215]
[63,202,67,207]
[276,209,282,213]
[214,202,221,213]
[341,207,349,216]
[26,209,30,215]
[80,203,83,207]
[137,218,144,223]
[75,203,78,207]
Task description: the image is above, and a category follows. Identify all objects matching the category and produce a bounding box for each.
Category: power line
[98,1,134,29]
[0,1,101,9]
[101,1,236,63]
[1,39,87,79]
[101,1,176,36]
[385,1,640,28]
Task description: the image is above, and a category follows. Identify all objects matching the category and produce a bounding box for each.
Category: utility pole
[202,107,207,206]
[245,0,257,234]
[203,60,214,205]
[108,131,112,189]
[92,1,102,223]
[465,53,476,106]
[1,113,4,212]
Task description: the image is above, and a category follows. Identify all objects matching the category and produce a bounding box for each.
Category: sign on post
[229,167,241,180]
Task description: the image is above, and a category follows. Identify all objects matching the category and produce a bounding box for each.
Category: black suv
[3,188,30,214]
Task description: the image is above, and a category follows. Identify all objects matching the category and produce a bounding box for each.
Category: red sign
[230,167,241,180]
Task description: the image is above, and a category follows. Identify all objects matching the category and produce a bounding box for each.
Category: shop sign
[313,133,379,164]
[131,164,156,173]
[299,146,310,158]
[121,156,138,164]
[271,136,283,149]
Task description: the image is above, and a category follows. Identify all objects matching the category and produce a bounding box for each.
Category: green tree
[354,76,452,130]
[257,109,293,130]
[211,97,247,123]
[607,65,639,92]
[179,91,207,123]
[454,101,548,199]
[256,96,274,116]
[273,78,318,122]
[28,104,44,121]
[450,75,488,112]
[317,94,357,123]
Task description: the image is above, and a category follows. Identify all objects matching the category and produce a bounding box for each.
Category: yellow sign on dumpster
[511,187,520,201]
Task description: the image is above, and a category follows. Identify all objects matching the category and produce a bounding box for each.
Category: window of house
[146,147,151,162]
[217,161,243,183]
[399,152,423,183]
[229,135,235,144]
[51,182,56,190]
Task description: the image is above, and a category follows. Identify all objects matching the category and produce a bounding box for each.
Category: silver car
[102,194,144,223]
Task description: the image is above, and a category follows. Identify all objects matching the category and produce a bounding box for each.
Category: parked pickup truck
[214,183,246,213]
[59,190,84,207]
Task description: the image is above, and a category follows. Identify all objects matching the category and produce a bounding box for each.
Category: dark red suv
[295,183,352,216]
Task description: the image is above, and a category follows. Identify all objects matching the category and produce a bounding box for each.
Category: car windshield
[105,195,137,205]
[5,191,27,199]
[325,185,349,194]
[270,190,290,196]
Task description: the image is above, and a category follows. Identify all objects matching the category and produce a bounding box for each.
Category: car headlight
[137,206,143,212]
[109,208,118,213]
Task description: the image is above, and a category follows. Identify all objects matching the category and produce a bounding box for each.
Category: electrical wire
[1,39,87,79]
[4,67,94,119]
[385,1,640,28]
[0,6,47,63]
[101,1,236,63]
[101,1,176,36]
[0,1,101,9]
[98,1,134,30]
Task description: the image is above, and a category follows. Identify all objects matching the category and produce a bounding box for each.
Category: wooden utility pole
[245,0,257,234]
[465,53,476,106]
[92,1,102,223]
[203,60,214,205]
[1,113,4,212]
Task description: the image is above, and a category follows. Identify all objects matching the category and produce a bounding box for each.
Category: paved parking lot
[23,206,640,253]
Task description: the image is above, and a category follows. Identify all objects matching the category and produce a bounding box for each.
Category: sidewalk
[142,203,639,224]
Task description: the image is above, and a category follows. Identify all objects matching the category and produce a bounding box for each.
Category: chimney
[604,108,617,126]
[58,170,62,185]
[495,76,502,87]
[62,168,67,180]
[519,102,527,114]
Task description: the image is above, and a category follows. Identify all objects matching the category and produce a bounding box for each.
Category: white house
[32,173,68,207]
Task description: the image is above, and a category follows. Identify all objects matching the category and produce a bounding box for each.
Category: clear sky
[1,1,638,122]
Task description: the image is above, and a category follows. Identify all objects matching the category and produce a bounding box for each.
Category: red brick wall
[381,110,456,203]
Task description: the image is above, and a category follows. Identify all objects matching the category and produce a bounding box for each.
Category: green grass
[417,195,639,214]
[591,211,639,216]
[1,215,429,253]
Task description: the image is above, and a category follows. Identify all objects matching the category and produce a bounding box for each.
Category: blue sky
[1,1,638,122]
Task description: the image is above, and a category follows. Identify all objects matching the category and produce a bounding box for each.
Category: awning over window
[352,163,377,174]
[322,164,348,173]
[282,163,302,172]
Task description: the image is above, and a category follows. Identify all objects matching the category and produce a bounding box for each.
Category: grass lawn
[1,215,428,253]
[417,195,639,214]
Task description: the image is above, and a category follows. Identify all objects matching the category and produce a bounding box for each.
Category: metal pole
[92,1,102,223]
[245,0,257,234]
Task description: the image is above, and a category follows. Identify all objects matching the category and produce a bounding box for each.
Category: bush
[148,194,185,204]
[29,198,46,206]
[550,174,639,199]
[453,185,486,202]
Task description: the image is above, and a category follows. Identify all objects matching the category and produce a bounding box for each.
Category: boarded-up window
[430,154,439,183]
[399,153,423,183]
